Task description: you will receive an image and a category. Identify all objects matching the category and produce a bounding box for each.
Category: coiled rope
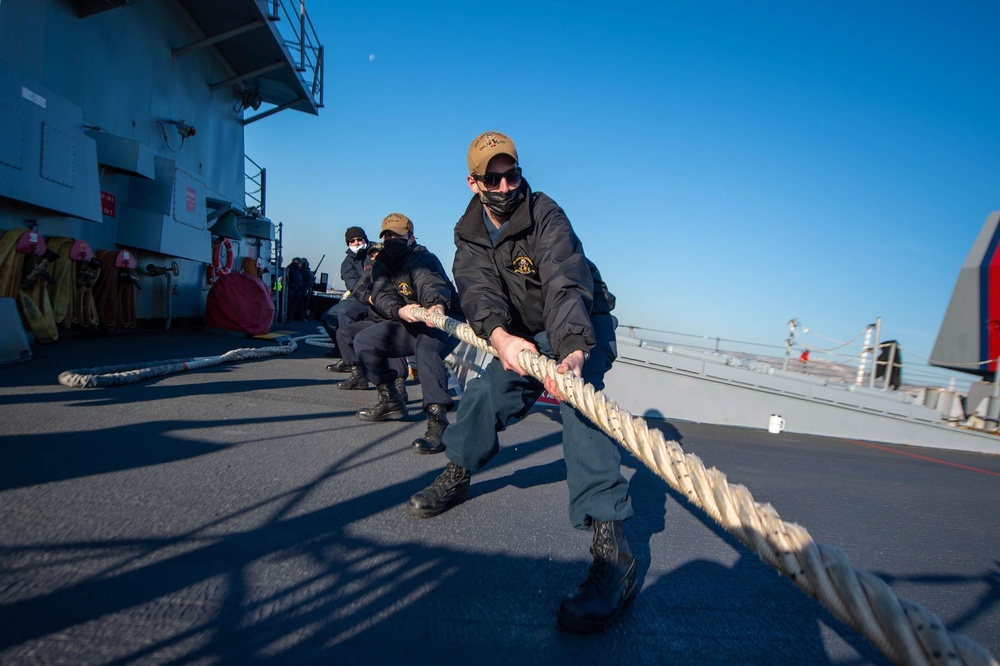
[302,331,335,351]
[409,307,998,666]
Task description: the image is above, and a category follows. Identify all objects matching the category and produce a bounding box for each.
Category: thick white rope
[411,307,998,666]
[58,338,300,388]
[57,329,336,389]
[302,331,335,350]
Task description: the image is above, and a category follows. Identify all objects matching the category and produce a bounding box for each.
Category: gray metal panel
[117,206,211,263]
[0,100,25,169]
[126,156,176,215]
[241,216,274,240]
[88,131,155,179]
[171,167,207,229]
[603,352,999,454]
[0,61,101,222]
[118,156,211,262]
[40,122,75,186]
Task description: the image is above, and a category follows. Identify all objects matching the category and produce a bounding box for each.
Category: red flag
[799,350,810,363]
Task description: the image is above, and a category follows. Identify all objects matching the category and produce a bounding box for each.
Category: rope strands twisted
[409,306,998,666]
[58,339,298,388]
[300,328,337,351]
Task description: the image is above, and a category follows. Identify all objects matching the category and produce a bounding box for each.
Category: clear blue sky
[246,0,999,368]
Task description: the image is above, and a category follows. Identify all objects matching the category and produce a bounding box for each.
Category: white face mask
[349,241,367,254]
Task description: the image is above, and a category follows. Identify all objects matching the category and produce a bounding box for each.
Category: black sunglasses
[474,166,522,189]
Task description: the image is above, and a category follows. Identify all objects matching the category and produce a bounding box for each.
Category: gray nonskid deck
[1,323,997,664]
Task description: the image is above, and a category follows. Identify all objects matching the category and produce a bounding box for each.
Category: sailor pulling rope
[406,306,997,666]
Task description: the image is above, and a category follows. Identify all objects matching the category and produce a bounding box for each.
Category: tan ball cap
[380,213,414,237]
[467,131,518,175]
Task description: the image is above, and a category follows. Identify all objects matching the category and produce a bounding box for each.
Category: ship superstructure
[0,0,323,335]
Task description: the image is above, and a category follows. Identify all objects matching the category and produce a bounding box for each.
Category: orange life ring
[212,237,234,279]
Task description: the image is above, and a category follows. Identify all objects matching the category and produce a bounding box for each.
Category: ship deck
[1,322,998,664]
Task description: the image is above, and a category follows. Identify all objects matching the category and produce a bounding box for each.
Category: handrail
[260,0,324,108]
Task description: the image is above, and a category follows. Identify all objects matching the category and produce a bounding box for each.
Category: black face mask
[480,185,525,218]
[380,237,410,262]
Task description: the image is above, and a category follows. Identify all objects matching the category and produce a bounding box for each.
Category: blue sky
[246,0,999,370]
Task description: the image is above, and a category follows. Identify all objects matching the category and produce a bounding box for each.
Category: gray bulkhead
[0,0,322,326]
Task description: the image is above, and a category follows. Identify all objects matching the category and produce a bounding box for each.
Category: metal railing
[620,323,978,395]
[244,154,266,216]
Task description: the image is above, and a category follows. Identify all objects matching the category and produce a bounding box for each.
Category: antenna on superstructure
[783,318,797,371]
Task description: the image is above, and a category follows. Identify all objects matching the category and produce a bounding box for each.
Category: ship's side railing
[620,321,1000,432]
[621,322,975,393]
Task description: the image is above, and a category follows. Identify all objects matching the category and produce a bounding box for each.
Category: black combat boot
[406,462,470,517]
[326,358,352,372]
[356,381,407,421]
[411,404,448,454]
[336,365,368,391]
[395,376,408,404]
[556,520,637,633]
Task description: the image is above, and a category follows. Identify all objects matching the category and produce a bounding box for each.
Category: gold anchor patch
[512,256,536,276]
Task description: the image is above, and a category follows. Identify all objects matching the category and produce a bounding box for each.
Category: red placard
[186,186,197,212]
[100,191,116,217]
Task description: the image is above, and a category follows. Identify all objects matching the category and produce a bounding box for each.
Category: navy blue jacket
[340,246,369,293]
[370,242,463,323]
[452,181,614,360]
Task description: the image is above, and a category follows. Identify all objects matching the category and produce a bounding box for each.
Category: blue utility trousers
[336,320,409,382]
[352,320,459,409]
[321,297,368,347]
[441,314,633,530]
